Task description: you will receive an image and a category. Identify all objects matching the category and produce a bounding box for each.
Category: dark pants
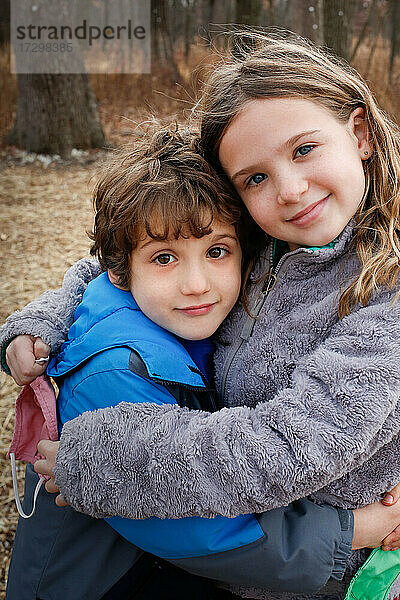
[101,555,237,600]
[7,465,233,600]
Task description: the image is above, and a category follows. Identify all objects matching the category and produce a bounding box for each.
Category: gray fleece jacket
[2,223,400,600]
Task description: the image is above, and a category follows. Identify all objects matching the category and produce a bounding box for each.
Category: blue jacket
[47,272,352,593]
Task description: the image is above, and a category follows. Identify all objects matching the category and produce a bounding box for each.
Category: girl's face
[219,98,372,250]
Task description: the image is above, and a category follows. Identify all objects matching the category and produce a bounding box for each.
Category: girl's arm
[54,293,400,519]
[39,359,354,593]
[0,258,101,373]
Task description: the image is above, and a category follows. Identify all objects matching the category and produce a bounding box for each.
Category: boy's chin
[176,327,219,341]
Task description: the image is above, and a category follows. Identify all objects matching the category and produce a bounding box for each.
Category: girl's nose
[275,172,309,205]
[180,264,211,296]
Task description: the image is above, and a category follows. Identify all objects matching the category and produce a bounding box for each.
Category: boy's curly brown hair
[89,123,263,290]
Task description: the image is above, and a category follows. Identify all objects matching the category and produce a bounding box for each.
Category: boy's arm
[1,258,101,373]
[53,295,400,519]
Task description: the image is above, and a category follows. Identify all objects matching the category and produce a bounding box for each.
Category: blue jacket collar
[48,272,207,389]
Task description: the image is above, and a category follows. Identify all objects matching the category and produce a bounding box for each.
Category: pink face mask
[8,375,58,518]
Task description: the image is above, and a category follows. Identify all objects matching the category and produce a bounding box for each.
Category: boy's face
[127,219,242,340]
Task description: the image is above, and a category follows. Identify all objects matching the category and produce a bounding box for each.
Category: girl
[4,31,400,600]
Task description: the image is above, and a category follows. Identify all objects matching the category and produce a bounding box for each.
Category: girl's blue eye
[296,145,314,157]
[208,247,228,259]
[248,173,267,187]
[154,254,176,265]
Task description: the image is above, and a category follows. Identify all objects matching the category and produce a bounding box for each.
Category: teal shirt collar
[272,237,340,267]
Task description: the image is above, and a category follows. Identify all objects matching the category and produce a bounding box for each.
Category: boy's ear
[349,107,373,160]
[107,269,124,289]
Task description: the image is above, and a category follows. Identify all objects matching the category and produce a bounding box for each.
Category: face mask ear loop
[10,452,45,519]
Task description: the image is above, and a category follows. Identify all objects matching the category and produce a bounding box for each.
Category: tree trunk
[323,0,354,61]
[236,0,262,26]
[184,1,191,59]
[350,0,376,62]
[0,0,10,46]
[389,0,399,82]
[301,0,324,46]
[5,73,106,157]
[151,0,180,81]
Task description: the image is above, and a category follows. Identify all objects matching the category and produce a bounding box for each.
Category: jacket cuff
[331,508,354,580]
[1,336,16,374]
[0,315,67,374]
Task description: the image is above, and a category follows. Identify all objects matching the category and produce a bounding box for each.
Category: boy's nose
[180,264,211,296]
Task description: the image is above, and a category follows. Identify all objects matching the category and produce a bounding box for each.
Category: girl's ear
[107,269,124,289]
[349,107,373,160]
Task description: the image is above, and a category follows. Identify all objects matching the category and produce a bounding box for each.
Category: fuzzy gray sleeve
[54,294,400,520]
[0,258,101,372]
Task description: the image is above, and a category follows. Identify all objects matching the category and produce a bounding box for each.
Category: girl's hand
[34,440,68,507]
[6,335,50,385]
[381,481,400,506]
[380,481,400,550]
[353,500,400,550]
[381,526,400,552]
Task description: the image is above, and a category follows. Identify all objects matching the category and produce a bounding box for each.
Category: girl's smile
[219,98,372,250]
[286,194,330,227]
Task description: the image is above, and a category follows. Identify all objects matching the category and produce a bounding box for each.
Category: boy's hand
[34,440,68,507]
[6,335,50,385]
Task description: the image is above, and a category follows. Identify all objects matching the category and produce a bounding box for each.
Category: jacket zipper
[219,247,295,405]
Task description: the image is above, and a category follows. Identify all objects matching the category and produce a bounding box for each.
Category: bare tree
[6,0,105,156]
[301,0,324,46]
[6,73,106,156]
[152,0,180,80]
[323,0,355,61]
[365,7,385,77]
[0,0,10,46]
[389,0,399,82]
[235,0,262,26]
[350,0,377,62]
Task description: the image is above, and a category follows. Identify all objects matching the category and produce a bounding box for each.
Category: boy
[4,125,366,600]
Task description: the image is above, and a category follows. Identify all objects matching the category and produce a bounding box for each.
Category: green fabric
[272,238,339,268]
[344,548,400,600]
[306,239,339,252]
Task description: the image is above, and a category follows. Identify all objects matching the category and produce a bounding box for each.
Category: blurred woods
[1,0,400,593]
[1,0,400,155]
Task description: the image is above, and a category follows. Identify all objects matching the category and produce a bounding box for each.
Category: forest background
[1,0,400,595]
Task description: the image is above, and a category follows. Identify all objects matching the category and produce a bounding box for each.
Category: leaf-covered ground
[0,157,100,594]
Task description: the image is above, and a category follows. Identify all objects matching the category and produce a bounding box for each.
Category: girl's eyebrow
[230,129,321,183]
[283,129,321,150]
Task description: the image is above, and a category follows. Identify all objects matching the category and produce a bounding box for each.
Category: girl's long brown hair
[196,29,400,316]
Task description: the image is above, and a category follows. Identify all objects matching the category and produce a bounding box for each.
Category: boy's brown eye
[154,254,174,265]
[208,247,228,259]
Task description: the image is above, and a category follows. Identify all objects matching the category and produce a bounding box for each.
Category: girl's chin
[289,233,339,250]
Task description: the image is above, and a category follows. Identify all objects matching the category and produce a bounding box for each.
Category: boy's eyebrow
[210,233,239,243]
[231,129,321,183]
[137,238,163,251]
[137,232,238,251]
